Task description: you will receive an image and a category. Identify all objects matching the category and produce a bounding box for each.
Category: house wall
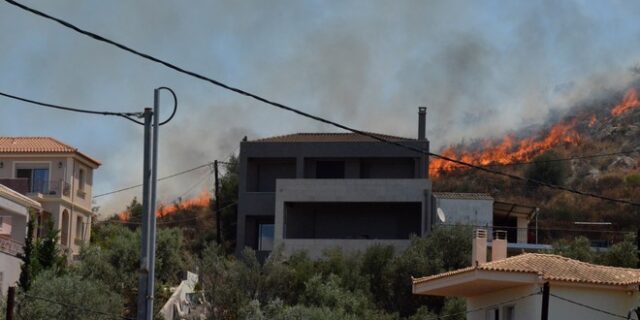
[549,285,639,320]
[432,197,493,228]
[466,283,640,320]
[0,252,21,296]
[466,284,541,320]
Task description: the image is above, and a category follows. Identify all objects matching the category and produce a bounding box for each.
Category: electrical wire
[0,90,143,124]
[93,162,214,198]
[549,293,628,319]
[436,290,541,319]
[21,293,134,320]
[102,201,237,226]
[6,0,639,208]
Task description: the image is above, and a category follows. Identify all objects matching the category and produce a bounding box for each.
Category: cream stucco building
[0,137,100,256]
[0,183,41,295]
[412,230,640,320]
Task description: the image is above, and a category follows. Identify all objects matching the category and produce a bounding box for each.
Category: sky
[2,0,640,216]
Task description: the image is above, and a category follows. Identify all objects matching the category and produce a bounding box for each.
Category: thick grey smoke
[1,0,640,215]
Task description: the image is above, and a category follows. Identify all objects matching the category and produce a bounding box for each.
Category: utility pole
[136,107,153,320]
[541,282,549,320]
[137,88,162,320]
[6,286,15,320]
[214,160,222,244]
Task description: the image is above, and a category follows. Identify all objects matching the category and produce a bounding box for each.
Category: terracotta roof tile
[251,132,417,143]
[413,253,640,287]
[0,137,100,166]
[432,192,494,200]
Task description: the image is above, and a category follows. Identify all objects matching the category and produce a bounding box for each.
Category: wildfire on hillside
[117,190,211,221]
[611,88,640,116]
[430,87,639,177]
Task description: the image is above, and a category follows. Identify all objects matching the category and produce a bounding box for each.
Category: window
[16,168,49,193]
[315,161,345,178]
[485,308,499,320]
[78,168,85,191]
[502,305,515,320]
[0,216,11,235]
[258,224,274,251]
[75,216,84,241]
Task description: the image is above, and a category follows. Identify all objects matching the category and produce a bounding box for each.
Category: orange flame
[116,191,211,221]
[611,88,640,116]
[588,114,597,127]
[429,119,581,177]
[156,191,210,217]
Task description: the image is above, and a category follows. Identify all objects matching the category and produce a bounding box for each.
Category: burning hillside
[117,191,211,221]
[429,87,640,177]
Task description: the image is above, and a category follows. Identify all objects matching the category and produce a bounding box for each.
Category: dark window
[315,161,345,179]
[258,224,274,251]
[16,168,49,193]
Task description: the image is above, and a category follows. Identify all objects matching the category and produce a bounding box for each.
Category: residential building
[0,183,41,295]
[0,137,100,255]
[237,108,430,258]
[412,229,640,320]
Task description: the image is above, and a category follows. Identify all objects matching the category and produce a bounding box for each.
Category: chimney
[492,230,508,261]
[418,107,427,141]
[472,228,487,265]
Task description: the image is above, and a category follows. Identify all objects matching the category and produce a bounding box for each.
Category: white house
[0,183,41,295]
[412,229,640,320]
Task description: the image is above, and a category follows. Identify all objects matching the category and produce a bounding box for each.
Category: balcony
[0,237,23,256]
[0,178,70,198]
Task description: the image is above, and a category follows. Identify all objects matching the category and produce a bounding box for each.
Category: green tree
[552,236,594,263]
[524,151,568,186]
[18,210,37,291]
[18,270,122,320]
[599,233,639,267]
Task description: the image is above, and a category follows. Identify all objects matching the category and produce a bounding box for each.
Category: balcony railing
[0,237,23,256]
[0,178,70,197]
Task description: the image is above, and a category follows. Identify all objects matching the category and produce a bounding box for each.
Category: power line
[21,293,134,320]
[7,0,639,208]
[549,293,628,319]
[93,162,214,198]
[0,90,144,124]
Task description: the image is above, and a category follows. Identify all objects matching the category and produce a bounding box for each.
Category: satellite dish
[437,207,446,223]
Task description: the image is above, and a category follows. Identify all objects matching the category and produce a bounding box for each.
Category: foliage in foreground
[17,270,122,320]
[199,226,472,320]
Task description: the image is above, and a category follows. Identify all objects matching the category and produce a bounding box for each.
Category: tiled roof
[413,253,640,287]
[432,192,494,200]
[251,132,417,143]
[0,137,100,166]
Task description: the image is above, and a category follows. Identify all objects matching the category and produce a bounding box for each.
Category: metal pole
[146,89,160,320]
[136,108,153,320]
[6,286,15,320]
[215,160,222,244]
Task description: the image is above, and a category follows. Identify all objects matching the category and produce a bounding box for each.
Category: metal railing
[0,178,70,197]
[0,237,23,256]
[437,224,632,248]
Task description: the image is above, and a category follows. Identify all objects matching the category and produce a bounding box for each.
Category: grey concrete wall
[273,179,430,257]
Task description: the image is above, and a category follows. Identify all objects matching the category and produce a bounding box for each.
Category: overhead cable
[7,0,639,207]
